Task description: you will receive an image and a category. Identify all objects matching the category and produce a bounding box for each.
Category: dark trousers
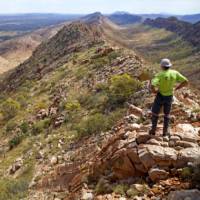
[151,92,173,133]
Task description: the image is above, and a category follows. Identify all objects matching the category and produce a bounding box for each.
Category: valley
[101,20,200,89]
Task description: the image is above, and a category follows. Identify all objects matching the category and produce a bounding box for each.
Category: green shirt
[152,69,188,96]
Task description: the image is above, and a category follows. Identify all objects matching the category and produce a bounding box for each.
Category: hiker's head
[160,58,172,70]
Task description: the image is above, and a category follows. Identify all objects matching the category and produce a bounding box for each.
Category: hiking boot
[149,115,158,136]
[163,129,170,137]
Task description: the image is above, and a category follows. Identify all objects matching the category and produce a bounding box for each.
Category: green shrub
[113,184,129,196]
[62,100,82,123]
[9,134,23,149]
[92,58,108,69]
[6,121,18,133]
[75,113,110,136]
[138,70,153,81]
[126,187,139,198]
[108,74,141,105]
[65,101,81,112]
[1,98,21,120]
[0,175,31,200]
[34,100,48,112]
[107,108,126,125]
[75,67,89,79]
[181,167,193,179]
[32,118,51,135]
[95,82,109,92]
[95,178,113,195]
[20,121,29,134]
[0,179,27,200]
[108,51,120,63]
[192,163,200,183]
[16,93,28,108]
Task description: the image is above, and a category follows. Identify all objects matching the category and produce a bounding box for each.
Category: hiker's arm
[151,84,158,94]
[175,80,188,91]
[175,72,188,91]
[151,74,160,94]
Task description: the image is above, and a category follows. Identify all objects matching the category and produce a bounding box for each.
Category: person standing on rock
[149,58,188,136]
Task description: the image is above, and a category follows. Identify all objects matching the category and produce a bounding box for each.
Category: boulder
[126,148,140,164]
[167,189,200,200]
[36,109,48,119]
[82,191,94,200]
[148,167,169,182]
[138,147,155,169]
[50,156,58,165]
[146,139,161,146]
[124,114,139,123]
[139,145,177,168]
[175,124,200,143]
[112,154,136,179]
[176,147,200,168]
[175,140,199,148]
[136,132,151,144]
[127,104,143,117]
[127,123,141,131]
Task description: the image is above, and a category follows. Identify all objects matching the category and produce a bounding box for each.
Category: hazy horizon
[0,0,199,15]
[0,11,200,16]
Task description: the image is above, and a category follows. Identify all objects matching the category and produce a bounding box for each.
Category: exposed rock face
[33,99,200,199]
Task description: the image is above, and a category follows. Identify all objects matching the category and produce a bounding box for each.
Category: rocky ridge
[21,88,200,200]
[0,21,102,92]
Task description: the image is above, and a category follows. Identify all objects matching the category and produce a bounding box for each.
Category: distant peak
[112,11,131,15]
[81,12,105,24]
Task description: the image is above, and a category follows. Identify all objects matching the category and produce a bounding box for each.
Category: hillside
[0,15,199,200]
[98,17,200,89]
[108,12,142,25]
[0,18,148,199]
[144,17,200,47]
[0,22,67,74]
[181,14,200,23]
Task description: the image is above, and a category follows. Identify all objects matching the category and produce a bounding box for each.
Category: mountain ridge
[0,21,103,92]
[144,17,200,47]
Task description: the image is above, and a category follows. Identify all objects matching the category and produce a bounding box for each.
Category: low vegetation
[0,98,21,120]
[0,33,143,199]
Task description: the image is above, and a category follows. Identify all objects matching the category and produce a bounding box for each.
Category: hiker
[149,58,188,136]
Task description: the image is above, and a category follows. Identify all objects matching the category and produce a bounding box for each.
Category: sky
[0,0,200,15]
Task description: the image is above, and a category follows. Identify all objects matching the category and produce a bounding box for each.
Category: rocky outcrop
[89,125,200,183]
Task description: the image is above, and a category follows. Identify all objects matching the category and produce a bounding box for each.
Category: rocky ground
[5,87,199,200]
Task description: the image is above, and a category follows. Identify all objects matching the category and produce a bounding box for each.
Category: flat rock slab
[176,147,200,168]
